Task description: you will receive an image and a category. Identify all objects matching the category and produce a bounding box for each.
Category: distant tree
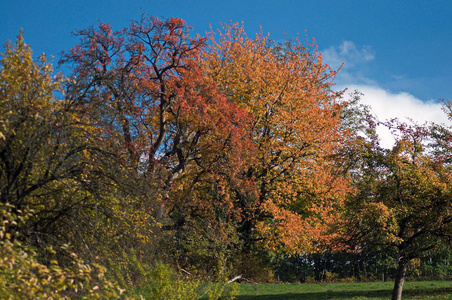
[344,119,452,300]
[60,15,250,183]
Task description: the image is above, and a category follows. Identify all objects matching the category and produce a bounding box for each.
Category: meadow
[230,281,452,300]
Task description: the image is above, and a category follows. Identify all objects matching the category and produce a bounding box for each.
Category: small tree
[344,120,452,300]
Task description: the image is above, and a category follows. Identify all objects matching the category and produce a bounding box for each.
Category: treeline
[274,245,452,283]
[1,16,451,300]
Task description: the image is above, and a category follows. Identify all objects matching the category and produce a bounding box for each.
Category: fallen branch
[227,275,242,283]
[181,268,193,276]
[239,277,259,284]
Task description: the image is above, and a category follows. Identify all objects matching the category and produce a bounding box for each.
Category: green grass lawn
[234,281,452,300]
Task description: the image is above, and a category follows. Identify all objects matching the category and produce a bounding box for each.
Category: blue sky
[2,0,451,146]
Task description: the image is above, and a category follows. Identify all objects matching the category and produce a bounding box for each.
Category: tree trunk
[391,257,408,300]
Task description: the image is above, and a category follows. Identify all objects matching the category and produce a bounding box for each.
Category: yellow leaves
[0,205,120,299]
[362,202,394,229]
[358,202,402,245]
[0,33,64,140]
[345,121,452,253]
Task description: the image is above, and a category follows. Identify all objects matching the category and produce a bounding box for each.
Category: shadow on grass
[235,288,452,300]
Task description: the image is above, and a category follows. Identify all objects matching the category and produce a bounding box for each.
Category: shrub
[0,203,122,299]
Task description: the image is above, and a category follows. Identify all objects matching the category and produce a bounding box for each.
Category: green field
[233,281,452,300]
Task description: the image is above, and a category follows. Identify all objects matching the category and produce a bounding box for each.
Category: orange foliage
[203,23,352,253]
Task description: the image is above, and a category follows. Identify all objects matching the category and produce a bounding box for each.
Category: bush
[108,248,239,300]
[0,203,122,299]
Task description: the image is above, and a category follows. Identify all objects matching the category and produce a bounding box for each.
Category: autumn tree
[0,33,95,251]
[0,32,151,270]
[203,23,351,260]
[344,120,452,300]
[60,16,253,278]
[0,33,65,209]
[62,15,250,175]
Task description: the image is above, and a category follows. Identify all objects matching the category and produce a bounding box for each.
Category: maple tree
[343,120,452,300]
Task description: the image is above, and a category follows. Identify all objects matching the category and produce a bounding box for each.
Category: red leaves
[62,16,254,214]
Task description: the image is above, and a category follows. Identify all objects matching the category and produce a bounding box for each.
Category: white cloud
[342,85,451,148]
[322,41,450,148]
[323,41,375,70]
[323,41,376,86]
